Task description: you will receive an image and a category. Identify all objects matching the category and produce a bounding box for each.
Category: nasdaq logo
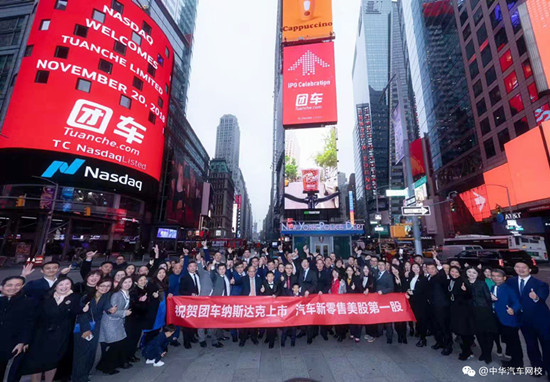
[41,159,85,178]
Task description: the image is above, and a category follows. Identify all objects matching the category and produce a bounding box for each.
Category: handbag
[74,304,96,333]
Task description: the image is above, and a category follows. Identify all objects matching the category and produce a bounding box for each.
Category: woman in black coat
[72,270,102,297]
[343,266,362,343]
[465,267,499,364]
[448,266,475,360]
[125,275,154,360]
[391,265,409,344]
[406,262,429,347]
[0,276,36,381]
[18,277,82,382]
[358,265,377,341]
[72,277,115,382]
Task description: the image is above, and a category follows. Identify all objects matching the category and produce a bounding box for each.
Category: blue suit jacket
[506,276,550,337]
[490,283,521,328]
[230,270,244,296]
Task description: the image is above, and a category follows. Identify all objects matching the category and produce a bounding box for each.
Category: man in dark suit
[491,269,523,368]
[314,259,332,340]
[425,262,453,355]
[374,260,395,343]
[22,261,70,302]
[178,261,200,349]
[261,271,281,348]
[280,264,298,296]
[209,263,232,348]
[506,261,550,376]
[298,258,318,297]
[237,265,262,346]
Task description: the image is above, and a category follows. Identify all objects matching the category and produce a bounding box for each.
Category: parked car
[440,245,483,260]
[448,249,539,275]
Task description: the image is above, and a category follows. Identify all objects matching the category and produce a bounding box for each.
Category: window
[157,54,164,67]
[35,70,49,83]
[147,63,156,77]
[112,0,124,13]
[0,17,25,47]
[470,60,479,78]
[54,46,69,59]
[481,46,492,67]
[148,111,156,124]
[487,0,496,8]
[499,50,513,72]
[113,41,127,55]
[528,83,539,102]
[39,20,51,31]
[489,86,502,105]
[504,71,518,93]
[74,24,88,38]
[484,138,496,158]
[131,31,141,45]
[92,9,106,23]
[514,117,529,136]
[480,118,491,135]
[460,11,468,25]
[24,45,33,57]
[165,47,170,58]
[0,55,14,94]
[473,80,483,97]
[474,7,483,25]
[493,106,506,126]
[142,22,152,35]
[76,78,91,92]
[133,76,143,91]
[495,28,508,51]
[510,9,521,33]
[158,96,164,108]
[465,41,475,60]
[477,25,488,45]
[491,5,502,28]
[509,93,524,115]
[463,24,471,41]
[98,59,113,74]
[120,95,132,109]
[497,129,511,151]
[477,98,487,116]
[517,35,526,55]
[522,60,532,79]
[55,0,68,10]
[486,66,496,85]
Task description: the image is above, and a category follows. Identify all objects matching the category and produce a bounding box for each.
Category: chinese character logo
[114,116,147,144]
[67,100,113,134]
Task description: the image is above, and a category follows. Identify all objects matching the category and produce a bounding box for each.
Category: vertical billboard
[392,103,404,163]
[283,42,337,128]
[0,0,173,198]
[525,0,550,90]
[165,156,204,228]
[282,0,334,42]
[284,127,339,209]
[356,103,377,196]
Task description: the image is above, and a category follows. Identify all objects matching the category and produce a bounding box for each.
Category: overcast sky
[187,0,362,228]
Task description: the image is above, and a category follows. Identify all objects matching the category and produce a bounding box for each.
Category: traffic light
[450,199,456,213]
[16,195,26,207]
[84,207,91,216]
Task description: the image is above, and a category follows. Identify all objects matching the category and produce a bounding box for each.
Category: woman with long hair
[73,270,102,296]
[96,276,133,375]
[126,275,150,361]
[465,267,499,364]
[18,278,81,382]
[391,264,409,344]
[113,270,127,289]
[72,278,115,382]
[343,266,362,343]
[406,262,429,347]
[125,264,136,279]
[448,266,475,360]
[329,268,346,342]
[358,265,376,342]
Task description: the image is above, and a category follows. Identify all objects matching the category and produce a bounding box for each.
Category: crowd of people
[0,242,549,381]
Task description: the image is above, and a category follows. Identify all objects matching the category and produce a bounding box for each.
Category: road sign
[402,205,431,216]
[405,196,416,206]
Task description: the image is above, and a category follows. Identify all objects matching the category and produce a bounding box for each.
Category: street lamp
[484,184,514,216]
[32,176,59,257]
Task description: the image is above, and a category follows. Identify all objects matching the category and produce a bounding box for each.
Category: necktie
[193,274,199,293]
[520,279,525,295]
[303,270,307,281]
[287,277,290,289]
[251,278,256,296]
[223,276,229,296]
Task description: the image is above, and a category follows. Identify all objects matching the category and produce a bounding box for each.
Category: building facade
[215,114,241,174]
[208,159,235,238]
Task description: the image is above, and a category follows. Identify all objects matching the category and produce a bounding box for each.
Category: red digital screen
[283,42,337,128]
[0,0,173,181]
[409,138,426,178]
[459,185,491,222]
[526,0,550,90]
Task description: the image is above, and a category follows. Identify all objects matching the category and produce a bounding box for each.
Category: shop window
[504,71,518,93]
[499,50,513,72]
[509,93,524,116]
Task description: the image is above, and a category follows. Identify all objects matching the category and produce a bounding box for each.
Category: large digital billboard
[282,0,334,43]
[283,42,337,128]
[284,127,339,210]
[525,0,550,90]
[0,0,173,198]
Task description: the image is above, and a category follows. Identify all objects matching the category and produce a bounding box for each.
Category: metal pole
[395,74,422,255]
[32,177,58,257]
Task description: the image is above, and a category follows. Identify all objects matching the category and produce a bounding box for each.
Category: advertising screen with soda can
[284,127,339,210]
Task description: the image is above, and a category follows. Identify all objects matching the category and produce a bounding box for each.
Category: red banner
[167,293,415,329]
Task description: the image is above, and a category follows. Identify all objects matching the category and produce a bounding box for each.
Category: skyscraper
[215,114,241,174]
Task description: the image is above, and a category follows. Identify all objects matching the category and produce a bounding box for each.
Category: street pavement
[3,263,549,382]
